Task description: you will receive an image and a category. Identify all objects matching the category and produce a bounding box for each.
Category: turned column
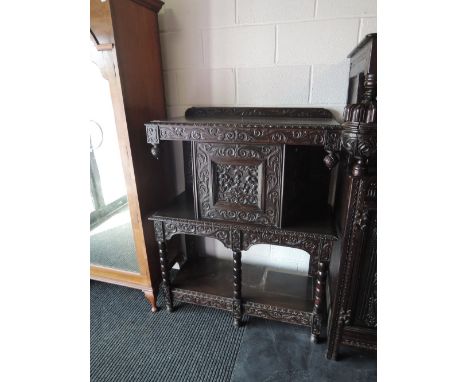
[311,261,327,343]
[158,239,173,312]
[233,250,242,327]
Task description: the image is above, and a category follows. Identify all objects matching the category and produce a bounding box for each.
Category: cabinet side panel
[110,0,182,290]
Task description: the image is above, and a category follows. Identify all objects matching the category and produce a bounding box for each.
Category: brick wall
[159,0,376,274]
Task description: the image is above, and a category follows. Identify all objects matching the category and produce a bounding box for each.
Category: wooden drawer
[193,142,284,227]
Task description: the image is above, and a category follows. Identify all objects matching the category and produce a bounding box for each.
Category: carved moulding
[172,289,233,311]
[243,302,311,326]
[341,338,377,351]
[146,121,341,147]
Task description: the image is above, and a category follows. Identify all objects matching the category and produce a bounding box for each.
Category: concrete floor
[231,317,376,382]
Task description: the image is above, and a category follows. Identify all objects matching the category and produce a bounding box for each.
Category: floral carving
[243,302,311,326]
[215,164,259,206]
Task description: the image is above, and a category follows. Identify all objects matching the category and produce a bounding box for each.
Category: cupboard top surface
[148,107,341,130]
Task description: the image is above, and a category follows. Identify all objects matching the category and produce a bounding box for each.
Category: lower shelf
[171,257,315,327]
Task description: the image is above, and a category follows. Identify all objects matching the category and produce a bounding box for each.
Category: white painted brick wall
[158,0,377,274]
[237,0,315,24]
[237,66,311,105]
[202,25,276,67]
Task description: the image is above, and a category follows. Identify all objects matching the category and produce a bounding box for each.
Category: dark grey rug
[91,281,245,382]
[91,281,376,382]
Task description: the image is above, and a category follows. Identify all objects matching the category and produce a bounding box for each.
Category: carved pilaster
[341,74,377,177]
[233,250,242,327]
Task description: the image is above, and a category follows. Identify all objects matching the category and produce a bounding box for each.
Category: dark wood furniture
[145,107,342,342]
[90,0,181,310]
[326,34,377,359]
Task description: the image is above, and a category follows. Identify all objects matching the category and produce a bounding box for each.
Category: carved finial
[151,144,160,159]
[323,151,338,169]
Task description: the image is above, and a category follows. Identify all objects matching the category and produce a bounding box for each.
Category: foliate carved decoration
[145,123,159,144]
[319,239,333,262]
[172,289,232,311]
[152,217,336,259]
[156,219,232,249]
[231,230,242,252]
[341,74,377,176]
[354,210,369,230]
[324,130,342,152]
[242,228,324,257]
[157,123,336,147]
[244,302,311,326]
[341,339,377,351]
[195,143,283,226]
[145,123,161,159]
[154,220,164,241]
[338,309,352,326]
[366,180,377,201]
[215,164,259,206]
[364,273,377,328]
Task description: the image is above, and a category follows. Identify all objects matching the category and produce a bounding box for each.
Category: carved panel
[194,143,283,227]
[354,210,377,329]
[214,163,259,206]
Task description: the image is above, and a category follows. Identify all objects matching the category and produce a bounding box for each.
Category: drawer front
[193,143,283,227]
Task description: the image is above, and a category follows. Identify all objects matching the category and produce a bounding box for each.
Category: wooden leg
[311,261,327,343]
[143,289,157,312]
[233,250,242,327]
[158,240,173,312]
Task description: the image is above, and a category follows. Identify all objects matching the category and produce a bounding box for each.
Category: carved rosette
[341,74,377,176]
[338,309,352,326]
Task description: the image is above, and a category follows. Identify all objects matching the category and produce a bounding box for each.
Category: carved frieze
[244,302,311,326]
[152,217,335,257]
[153,123,336,146]
[172,289,233,311]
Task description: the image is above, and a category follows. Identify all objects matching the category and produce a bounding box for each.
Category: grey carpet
[90,207,139,272]
[91,281,376,382]
[91,281,245,382]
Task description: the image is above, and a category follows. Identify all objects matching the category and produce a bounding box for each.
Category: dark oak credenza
[145,107,342,343]
[142,35,377,359]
